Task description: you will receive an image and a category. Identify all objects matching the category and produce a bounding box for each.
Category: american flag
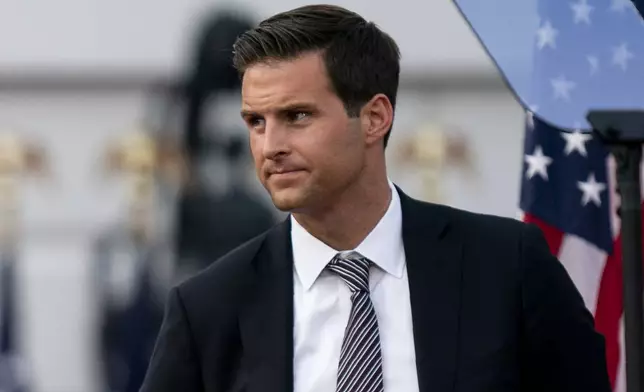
[452,0,644,389]
[454,0,644,131]
[519,112,639,392]
[520,1,644,391]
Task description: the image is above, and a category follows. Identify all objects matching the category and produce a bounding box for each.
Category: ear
[360,94,394,147]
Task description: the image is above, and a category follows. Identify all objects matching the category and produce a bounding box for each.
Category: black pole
[613,144,644,392]
[589,110,644,392]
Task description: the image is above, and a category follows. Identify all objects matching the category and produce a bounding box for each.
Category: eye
[287,111,311,123]
[247,116,265,129]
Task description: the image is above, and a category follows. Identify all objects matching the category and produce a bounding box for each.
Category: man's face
[241,52,366,212]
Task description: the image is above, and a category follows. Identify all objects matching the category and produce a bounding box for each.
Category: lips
[273,169,301,174]
[270,169,303,176]
[267,166,304,175]
[267,169,306,182]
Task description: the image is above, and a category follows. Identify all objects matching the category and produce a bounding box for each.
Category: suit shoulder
[420,201,530,242]
[418,202,540,281]
[455,206,526,234]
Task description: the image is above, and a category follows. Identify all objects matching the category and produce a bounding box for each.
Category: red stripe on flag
[595,236,622,390]
[524,212,621,387]
[523,214,565,255]
[594,205,644,390]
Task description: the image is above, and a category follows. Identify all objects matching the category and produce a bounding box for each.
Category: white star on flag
[561,130,593,156]
[578,172,606,206]
[612,43,634,71]
[571,0,594,24]
[551,75,576,101]
[587,55,599,74]
[536,20,558,49]
[525,145,553,180]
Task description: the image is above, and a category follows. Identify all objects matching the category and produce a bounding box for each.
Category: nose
[262,122,290,160]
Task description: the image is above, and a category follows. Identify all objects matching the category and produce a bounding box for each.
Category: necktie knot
[327,251,372,293]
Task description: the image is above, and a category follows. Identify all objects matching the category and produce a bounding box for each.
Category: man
[140,5,611,392]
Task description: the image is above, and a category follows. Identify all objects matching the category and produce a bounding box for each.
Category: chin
[269,188,307,212]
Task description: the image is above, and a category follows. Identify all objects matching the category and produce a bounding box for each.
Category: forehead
[241,52,336,111]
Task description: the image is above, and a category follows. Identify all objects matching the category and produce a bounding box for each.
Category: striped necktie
[327,251,384,392]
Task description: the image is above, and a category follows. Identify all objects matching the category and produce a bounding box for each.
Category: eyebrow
[240,102,318,119]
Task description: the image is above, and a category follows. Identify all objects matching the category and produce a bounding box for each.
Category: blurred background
[0,0,526,391]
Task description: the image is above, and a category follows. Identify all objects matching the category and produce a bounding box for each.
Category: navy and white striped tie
[327,251,384,392]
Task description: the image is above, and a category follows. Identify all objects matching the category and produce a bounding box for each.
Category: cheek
[312,125,363,175]
[248,134,261,159]
[248,136,264,171]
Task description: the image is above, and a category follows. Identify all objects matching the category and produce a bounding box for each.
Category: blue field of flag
[453,0,644,132]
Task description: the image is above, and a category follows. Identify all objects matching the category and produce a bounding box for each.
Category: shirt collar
[291,181,405,291]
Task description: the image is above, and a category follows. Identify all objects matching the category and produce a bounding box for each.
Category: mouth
[268,169,306,180]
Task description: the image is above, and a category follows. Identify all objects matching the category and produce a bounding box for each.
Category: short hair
[232,4,401,147]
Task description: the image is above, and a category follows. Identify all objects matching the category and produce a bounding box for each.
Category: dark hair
[232,4,401,147]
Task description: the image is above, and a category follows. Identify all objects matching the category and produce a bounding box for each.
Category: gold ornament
[103,127,185,243]
[397,123,474,203]
[0,131,48,248]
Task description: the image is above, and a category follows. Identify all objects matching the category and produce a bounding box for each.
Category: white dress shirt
[291,182,420,392]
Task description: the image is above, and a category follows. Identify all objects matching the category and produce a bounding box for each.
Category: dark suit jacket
[140,189,611,392]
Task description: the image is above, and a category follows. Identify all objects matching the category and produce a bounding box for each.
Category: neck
[292,173,391,251]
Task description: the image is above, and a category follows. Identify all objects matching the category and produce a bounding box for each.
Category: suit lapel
[239,218,294,392]
[399,189,463,392]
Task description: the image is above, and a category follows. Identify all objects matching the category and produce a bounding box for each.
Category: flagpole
[614,144,643,392]
[588,110,644,392]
